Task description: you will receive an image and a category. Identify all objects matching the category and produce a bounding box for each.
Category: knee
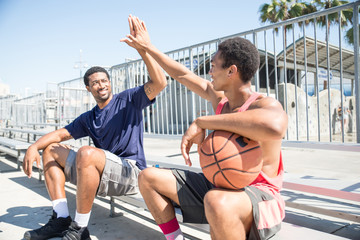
[42,143,61,163]
[138,167,157,188]
[204,191,230,220]
[76,146,97,168]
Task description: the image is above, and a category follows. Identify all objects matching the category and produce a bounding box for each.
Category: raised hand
[120,15,151,51]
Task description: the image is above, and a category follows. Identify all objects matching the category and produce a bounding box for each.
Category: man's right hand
[120,15,152,51]
[181,121,205,167]
[23,145,41,178]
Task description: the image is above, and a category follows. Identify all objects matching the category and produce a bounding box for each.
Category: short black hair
[83,66,110,86]
[218,37,260,82]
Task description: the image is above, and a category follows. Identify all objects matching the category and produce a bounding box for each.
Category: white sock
[52,198,69,218]
[74,210,91,227]
[165,228,184,240]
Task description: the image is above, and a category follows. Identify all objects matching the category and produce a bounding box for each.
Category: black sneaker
[62,221,91,240]
[24,210,72,240]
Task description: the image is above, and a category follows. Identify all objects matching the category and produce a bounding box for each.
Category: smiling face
[86,72,113,108]
[209,51,230,91]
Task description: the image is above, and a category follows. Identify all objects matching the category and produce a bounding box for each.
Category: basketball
[199,130,263,190]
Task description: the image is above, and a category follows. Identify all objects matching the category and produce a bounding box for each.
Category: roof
[277,36,354,79]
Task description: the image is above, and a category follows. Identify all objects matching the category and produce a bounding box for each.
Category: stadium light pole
[74,49,88,78]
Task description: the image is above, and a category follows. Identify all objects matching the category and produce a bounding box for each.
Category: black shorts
[171,169,282,240]
[171,168,214,223]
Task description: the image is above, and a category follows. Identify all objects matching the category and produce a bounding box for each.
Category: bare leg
[24,144,73,239]
[204,189,253,240]
[138,167,179,224]
[42,143,71,200]
[75,146,106,213]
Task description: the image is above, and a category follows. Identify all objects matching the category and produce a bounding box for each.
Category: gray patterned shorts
[64,149,140,197]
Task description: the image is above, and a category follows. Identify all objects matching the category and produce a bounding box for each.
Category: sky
[0,0,268,96]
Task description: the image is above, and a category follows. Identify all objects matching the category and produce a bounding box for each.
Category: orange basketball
[199,130,263,190]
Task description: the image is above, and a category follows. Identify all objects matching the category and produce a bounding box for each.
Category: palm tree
[259,0,314,45]
[260,0,354,43]
[344,6,360,46]
[259,0,305,30]
[312,0,351,41]
[301,1,318,25]
[345,26,360,46]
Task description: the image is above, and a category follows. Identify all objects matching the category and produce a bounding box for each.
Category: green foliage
[346,25,360,46]
[258,0,357,45]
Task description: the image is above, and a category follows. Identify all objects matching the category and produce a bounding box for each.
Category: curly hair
[83,66,110,86]
[218,37,260,82]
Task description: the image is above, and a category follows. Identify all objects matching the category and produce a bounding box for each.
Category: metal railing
[1,2,359,146]
[110,2,359,144]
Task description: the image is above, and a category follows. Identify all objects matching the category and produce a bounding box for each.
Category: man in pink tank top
[122,15,288,240]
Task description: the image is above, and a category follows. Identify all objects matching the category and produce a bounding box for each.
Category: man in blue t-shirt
[22,23,167,239]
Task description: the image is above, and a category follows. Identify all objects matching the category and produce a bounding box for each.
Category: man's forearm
[31,128,72,151]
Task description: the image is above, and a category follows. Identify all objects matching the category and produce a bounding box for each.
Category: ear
[86,85,91,92]
[228,65,238,77]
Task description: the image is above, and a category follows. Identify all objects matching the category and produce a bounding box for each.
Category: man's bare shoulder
[249,95,285,111]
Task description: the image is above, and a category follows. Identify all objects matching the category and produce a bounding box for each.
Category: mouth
[98,89,108,95]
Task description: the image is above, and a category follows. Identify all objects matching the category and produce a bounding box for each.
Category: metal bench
[1,128,47,143]
[26,122,59,130]
[0,136,43,180]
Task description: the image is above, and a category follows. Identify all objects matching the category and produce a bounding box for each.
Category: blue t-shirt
[65,85,154,170]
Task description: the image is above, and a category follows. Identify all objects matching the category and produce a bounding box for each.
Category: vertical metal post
[178,52,184,134]
[273,29,279,100]
[303,23,310,141]
[190,48,197,123]
[253,32,259,91]
[338,10,345,143]
[172,53,179,135]
[183,50,189,130]
[282,25,289,139]
[314,19,321,141]
[353,3,360,143]
[144,64,151,134]
[159,63,165,134]
[264,30,270,96]
[168,73,174,135]
[325,15,333,142]
[197,47,201,119]
[292,23,299,140]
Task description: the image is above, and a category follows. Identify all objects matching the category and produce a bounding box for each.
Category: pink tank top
[215,93,284,194]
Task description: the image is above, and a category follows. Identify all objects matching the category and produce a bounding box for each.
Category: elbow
[270,125,286,139]
[263,114,288,140]
[160,76,168,90]
[157,72,167,91]
[151,75,167,92]
[272,114,288,139]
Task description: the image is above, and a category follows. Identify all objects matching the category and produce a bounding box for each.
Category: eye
[91,80,99,86]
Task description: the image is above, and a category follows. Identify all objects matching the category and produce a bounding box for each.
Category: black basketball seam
[221,168,261,174]
[200,148,213,156]
[215,132,235,154]
[201,145,261,169]
[202,152,240,169]
[213,170,241,189]
[201,131,235,156]
[211,132,239,188]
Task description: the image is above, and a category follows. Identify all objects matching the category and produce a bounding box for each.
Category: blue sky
[0,0,267,95]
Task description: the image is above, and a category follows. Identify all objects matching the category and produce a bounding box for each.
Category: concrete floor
[0,135,359,239]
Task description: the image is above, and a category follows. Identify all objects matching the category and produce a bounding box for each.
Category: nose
[98,81,105,88]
